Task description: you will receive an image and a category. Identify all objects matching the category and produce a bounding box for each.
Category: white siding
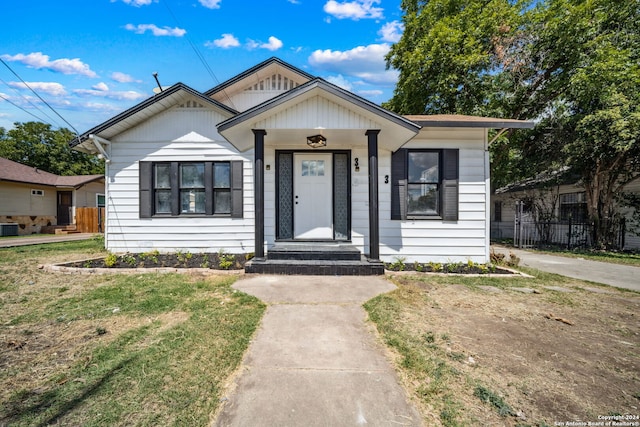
[105,106,254,254]
[379,128,491,263]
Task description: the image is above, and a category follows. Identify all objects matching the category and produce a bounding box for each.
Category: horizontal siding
[105,108,254,254]
[379,129,490,263]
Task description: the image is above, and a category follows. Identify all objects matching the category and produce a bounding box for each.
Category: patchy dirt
[389,276,640,425]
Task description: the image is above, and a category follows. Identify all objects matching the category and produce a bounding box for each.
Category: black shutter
[205,162,214,216]
[441,149,459,221]
[230,160,244,218]
[139,161,153,218]
[391,149,407,220]
[170,162,180,216]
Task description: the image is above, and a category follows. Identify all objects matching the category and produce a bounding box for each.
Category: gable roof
[70,83,238,153]
[218,77,421,152]
[204,57,315,98]
[0,157,103,187]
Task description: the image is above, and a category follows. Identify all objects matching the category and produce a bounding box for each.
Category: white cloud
[205,34,240,49]
[357,89,383,97]
[111,71,140,83]
[287,0,301,3]
[323,0,383,20]
[309,43,398,85]
[8,81,67,97]
[74,88,146,101]
[325,75,352,91]
[247,36,283,51]
[124,24,186,37]
[199,0,222,8]
[115,0,156,6]
[1,52,97,78]
[92,82,110,91]
[378,20,403,43]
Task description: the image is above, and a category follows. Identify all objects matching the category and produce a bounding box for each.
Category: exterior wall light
[306,134,327,148]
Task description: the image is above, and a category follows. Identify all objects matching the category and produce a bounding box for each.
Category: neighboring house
[491,172,640,250]
[0,157,105,235]
[70,57,532,265]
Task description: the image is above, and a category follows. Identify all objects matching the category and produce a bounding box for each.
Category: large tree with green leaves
[0,122,104,176]
[385,0,640,248]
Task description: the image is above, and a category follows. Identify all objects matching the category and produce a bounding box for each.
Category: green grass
[531,247,640,267]
[0,241,266,427]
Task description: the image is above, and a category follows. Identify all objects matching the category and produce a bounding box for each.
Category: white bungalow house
[70,57,532,273]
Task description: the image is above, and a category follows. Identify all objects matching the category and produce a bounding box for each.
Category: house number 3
[385,175,389,184]
[354,158,360,172]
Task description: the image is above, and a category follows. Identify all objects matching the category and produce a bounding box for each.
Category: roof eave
[70,83,238,150]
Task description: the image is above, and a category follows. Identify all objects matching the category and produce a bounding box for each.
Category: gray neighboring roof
[405,114,535,129]
[0,157,103,187]
[218,77,421,134]
[204,57,315,97]
[70,83,238,150]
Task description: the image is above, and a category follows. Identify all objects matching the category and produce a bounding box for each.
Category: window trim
[391,148,458,221]
[140,160,243,219]
[406,149,443,219]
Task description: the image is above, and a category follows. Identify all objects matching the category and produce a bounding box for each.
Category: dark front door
[57,191,73,225]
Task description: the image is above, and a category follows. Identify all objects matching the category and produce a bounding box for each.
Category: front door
[57,191,73,225]
[293,153,333,239]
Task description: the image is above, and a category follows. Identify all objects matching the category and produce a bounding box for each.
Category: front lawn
[0,240,265,426]
[366,270,640,426]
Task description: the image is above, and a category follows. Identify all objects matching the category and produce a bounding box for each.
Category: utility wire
[0,92,50,123]
[1,57,80,135]
[162,0,237,110]
[0,76,64,126]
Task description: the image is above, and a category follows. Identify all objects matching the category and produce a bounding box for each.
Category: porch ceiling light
[306,134,327,148]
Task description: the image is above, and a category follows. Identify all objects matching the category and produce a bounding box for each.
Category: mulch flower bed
[384,261,515,274]
[62,252,249,270]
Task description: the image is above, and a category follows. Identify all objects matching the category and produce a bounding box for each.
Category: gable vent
[245,74,300,92]
[178,100,205,108]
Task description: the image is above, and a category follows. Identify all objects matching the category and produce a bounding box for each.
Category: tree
[385,0,640,248]
[0,122,104,176]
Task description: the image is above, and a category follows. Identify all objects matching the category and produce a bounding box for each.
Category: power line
[0,57,80,135]
[0,76,64,126]
[162,0,237,110]
[0,92,50,123]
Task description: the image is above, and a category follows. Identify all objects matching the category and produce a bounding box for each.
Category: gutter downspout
[88,134,111,249]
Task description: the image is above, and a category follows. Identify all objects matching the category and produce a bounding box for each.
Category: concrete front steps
[245,243,385,276]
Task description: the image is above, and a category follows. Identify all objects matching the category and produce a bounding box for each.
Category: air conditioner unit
[0,223,19,237]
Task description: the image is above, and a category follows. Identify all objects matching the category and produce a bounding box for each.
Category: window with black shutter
[391,148,458,221]
[139,160,243,218]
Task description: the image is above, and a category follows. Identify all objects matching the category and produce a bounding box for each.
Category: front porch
[244,242,384,275]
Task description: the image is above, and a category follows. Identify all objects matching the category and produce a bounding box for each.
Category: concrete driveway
[213,275,422,426]
[493,245,640,292]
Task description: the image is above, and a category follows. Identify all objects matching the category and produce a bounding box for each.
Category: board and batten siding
[378,128,491,263]
[104,105,254,254]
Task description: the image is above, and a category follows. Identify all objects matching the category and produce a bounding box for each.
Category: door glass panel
[278,153,293,239]
[334,154,349,240]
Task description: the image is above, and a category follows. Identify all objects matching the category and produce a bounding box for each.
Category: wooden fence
[76,207,105,233]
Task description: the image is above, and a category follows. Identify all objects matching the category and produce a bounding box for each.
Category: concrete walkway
[0,233,95,248]
[214,275,422,426]
[493,245,640,292]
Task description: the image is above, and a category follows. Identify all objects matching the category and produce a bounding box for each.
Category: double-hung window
[140,160,243,218]
[391,148,459,221]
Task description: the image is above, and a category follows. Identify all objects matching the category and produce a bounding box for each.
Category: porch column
[252,129,266,259]
[366,129,381,261]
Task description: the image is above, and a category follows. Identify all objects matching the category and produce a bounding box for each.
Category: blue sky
[0,0,404,133]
